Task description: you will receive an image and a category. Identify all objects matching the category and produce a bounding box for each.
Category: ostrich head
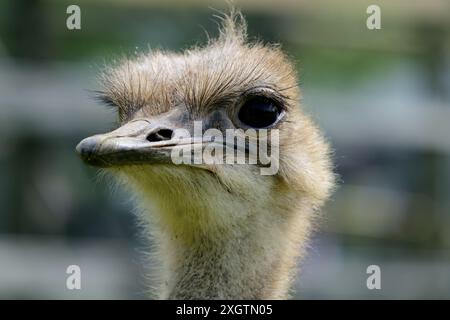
[76,11,334,299]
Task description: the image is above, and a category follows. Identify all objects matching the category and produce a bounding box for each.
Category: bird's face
[76,16,334,232]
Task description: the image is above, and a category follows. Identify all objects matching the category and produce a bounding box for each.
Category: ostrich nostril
[146,128,174,142]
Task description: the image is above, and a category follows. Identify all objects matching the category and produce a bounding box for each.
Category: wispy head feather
[214,7,247,44]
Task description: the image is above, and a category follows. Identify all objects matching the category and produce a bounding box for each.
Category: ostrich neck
[149,198,311,299]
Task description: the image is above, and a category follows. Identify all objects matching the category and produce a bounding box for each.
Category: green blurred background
[0,0,449,299]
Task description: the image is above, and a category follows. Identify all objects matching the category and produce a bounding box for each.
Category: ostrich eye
[238,96,282,128]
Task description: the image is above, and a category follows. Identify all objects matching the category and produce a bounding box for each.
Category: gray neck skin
[156,210,304,300]
[165,237,276,299]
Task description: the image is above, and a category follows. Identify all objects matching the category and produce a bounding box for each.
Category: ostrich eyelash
[92,91,118,108]
[100,96,118,108]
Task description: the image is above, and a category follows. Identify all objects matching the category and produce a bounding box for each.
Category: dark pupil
[238,97,280,128]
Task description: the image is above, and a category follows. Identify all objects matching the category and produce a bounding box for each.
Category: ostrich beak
[76,119,182,167]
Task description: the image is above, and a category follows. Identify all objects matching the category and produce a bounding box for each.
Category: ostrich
[76,11,334,299]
